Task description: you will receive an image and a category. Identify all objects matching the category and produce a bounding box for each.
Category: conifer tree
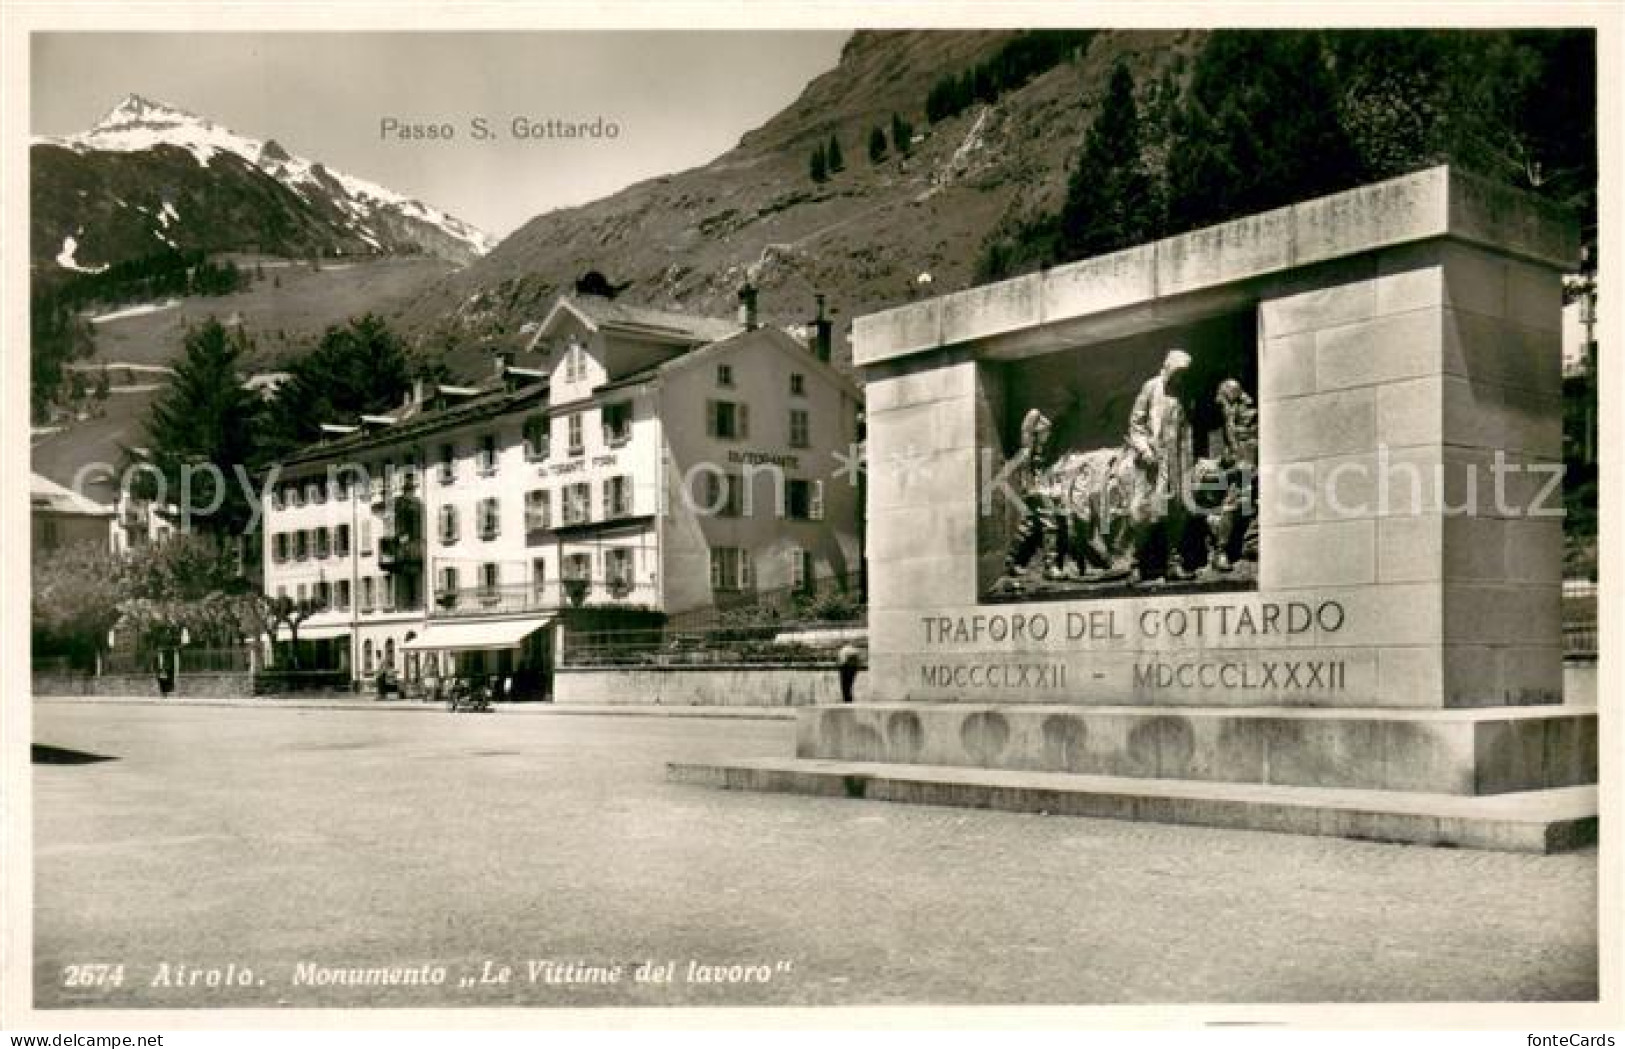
[1057,62,1157,261]
[826,133,845,174]
[868,125,888,164]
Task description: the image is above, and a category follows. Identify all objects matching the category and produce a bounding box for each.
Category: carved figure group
[1001,348,1257,589]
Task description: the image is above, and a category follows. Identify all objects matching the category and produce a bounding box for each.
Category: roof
[279,380,550,472]
[532,294,741,349]
[31,472,113,516]
[593,324,863,401]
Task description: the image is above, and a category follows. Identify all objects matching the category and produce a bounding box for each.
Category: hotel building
[261,292,863,697]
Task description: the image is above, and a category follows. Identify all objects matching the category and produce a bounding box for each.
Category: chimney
[737,283,759,331]
[410,378,425,410]
[493,349,514,381]
[809,293,833,363]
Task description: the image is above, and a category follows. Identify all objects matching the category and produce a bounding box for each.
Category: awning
[403,617,553,652]
[273,622,352,641]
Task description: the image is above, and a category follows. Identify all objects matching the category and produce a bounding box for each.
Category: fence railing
[663,571,865,633]
[562,620,862,668]
[1563,579,1598,658]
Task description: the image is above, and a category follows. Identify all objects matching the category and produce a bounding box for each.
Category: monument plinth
[671,167,1597,852]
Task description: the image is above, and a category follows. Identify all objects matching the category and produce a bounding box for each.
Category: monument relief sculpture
[994,348,1254,597]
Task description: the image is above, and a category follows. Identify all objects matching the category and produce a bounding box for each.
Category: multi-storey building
[262,292,862,697]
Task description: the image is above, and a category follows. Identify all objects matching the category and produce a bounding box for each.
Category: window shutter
[810,480,825,520]
[738,403,750,439]
[740,551,754,590]
[705,400,718,438]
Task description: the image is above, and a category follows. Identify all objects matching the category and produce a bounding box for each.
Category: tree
[868,125,889,164]
[262,594,323,668]
[891,112,914,156]
[1057,62,1159,261]
[262,314,414,459]
[826,133,845,174]
[140,317,265,535]
[32,541,126,669]
[1163,32,1363,236]
[809,142,827,183]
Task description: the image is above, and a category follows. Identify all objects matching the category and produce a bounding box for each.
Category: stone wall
[33,672,256,698]
[555,664,856,706]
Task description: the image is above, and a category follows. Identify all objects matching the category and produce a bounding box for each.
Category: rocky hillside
[401,29,1204,376]
[32,95,495,275]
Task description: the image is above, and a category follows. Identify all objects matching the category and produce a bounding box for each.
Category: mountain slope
[32,95,495,272]
[400,29,1202,375]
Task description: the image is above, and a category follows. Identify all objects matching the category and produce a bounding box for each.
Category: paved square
[32,700,1597,1009]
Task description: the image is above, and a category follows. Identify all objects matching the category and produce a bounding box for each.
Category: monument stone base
[669,702,1598,853]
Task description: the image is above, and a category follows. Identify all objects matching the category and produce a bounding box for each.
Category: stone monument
[672,166,1597,852]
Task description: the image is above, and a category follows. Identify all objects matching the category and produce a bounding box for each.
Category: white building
[261,292,863,697]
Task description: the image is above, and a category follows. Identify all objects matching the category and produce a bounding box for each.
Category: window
[477,434,499,475]
[297,583,308,603]
[276,585,289,601]
[710,547,752,592]
[336,579,351,611]
[315,526,331,559]
[562,483,591,525]
[438,566,459,598]
[288,484,304,508]
[789,408,810,449]
[439,505,459,545]
[605,548,634,595]
[790,547,815,592]
[294,531,310,561]
[702,472,742,517]
[524,417,550,460]
[478,497,501,540]
[480,562,500,599]
[707,400,748,440]
[717,363,734,387]
[525,489,551,535]
[564,553,592,583]
[563,341,586,383]
[567,413,584,454]
[377,460,393,496]
[531,557,547,599]
[315,580,332,608]
[785,479,824,520]
[335,524,351,557]
[273,533,289,563]
[271,489,285,511]
[790,372,805,396]
[334,472,352,501]
[438,442,457,484]
[308,481,326,506]
[363,639,374,672]
[601,402,632,445]
[361,521,374,555]
[380,575,395,612]
[603,475,633,518]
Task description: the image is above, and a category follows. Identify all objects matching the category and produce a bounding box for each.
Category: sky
[31,32,849,238]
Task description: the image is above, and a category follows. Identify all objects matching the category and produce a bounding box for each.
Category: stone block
[852,298,941,366]
[1438,515,1511,582]
[1258,460,1319,528]
[1376,375,1443,449]
[1377,647,1444,705]
[869,554,977,611]
[1293,168,1450,267]
[867,504,980,560]
[1038,245,1159,325]
[1443,583,1561,647]
[1502,517,1564,583]
[1157,205,1295,297]
[1373,244,1446,316]
[1314,309,1444,392]
[1441,374,1563,458]
[1259,331,1317,402]
[865,448,979,513]
[1505,259,1565,332]
[1438,241,1509,320]
[941,274,1042,348]
[1261,279,1377,339]
[863,356,977,413]
[1442,309,1563,397]
[1376,515,1441,584]
[1261,387,1376,462]
[1314,451,1381,521]
[1446,169,1580,271]
[1259,520,1374,589]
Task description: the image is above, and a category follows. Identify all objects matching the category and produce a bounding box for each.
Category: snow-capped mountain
[32,94,496,270]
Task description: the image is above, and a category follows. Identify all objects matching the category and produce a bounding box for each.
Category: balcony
[430,579,655,618]
[377,534,423,571]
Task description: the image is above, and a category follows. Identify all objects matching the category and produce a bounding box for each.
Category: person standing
[1126,348,1195,582]
[837,642,863,704]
